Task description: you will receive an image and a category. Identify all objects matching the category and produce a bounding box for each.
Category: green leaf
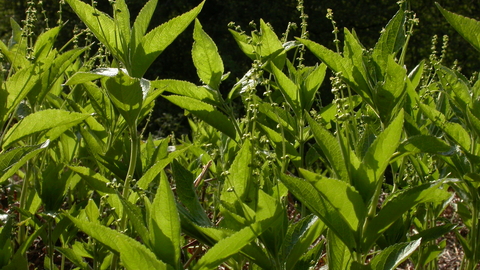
[0,140,49,184]
[192,212,280,270]
[102,70,148,128]
[56,247,90,270]
[436,3,480,52]
[150,171,181,269]
[355,110,404,203]
[192,19,224,90]
[419,103,471,150]
[68,166,115,194]
[306,114,350,181]
[364,181,443,249]
[113,0,131,63]
[280,173,357,251]
[33,27,61,61]
[64,0,120,60]
[374,56,407,123]
[282,215,325,270]
[172,160,211,226]
[397,135,452,155]
[132,1,204,78]
[302,63,327,112]
[327,229,353,270]
[117,196,149,246]
[257,19,286,69]
[369,239,421,270]
[151,79,220,106]
[2,109,91,148]
[67,215,169,270]
[221,139,254,205]
[301,169,366,232]
[437,65,471,113]
[270,63,301,113]
[297,37,373,106]
[4,65,38,118]
[164,95,237,140]
[372,9,406,70]
[131,0,158,49]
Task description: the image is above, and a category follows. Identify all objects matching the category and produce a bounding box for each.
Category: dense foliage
[2,0,480,269]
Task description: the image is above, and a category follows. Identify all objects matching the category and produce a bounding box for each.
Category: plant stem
[111,125,139,270]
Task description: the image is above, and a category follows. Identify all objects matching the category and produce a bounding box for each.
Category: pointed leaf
[67,215,169,270]
[0,140,50,184]
[270,63,301,113]
[300,169,366,233]
[369,239,421,270]
[150,171,181,268]
[306,114,349,181]
[221,139,253,205]
[68,166,116,194]
[132,1,204,77]
[132,0,158,48]
[164,95,237,140]
[419,103,471,150]
[355,110,404,203]
[436,3,480,52]
[151,79,220,106]
[364,181,443,248]
[192,19,224,90]
[192,212,280,270]
[372,9,406,70]
[280,173,357,251]
[172,160,211,226]
[2,109,91,148]
[102,70,147,127]
[65,0,121,60]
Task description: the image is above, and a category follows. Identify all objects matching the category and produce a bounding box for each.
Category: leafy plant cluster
[1,0,480,269]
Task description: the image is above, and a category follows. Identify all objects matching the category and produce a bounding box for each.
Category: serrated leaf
[151,79,220,106]
[283,215,325,270]
[0,140,50,184]
[280,173,357,251]
[419,103,471,150]
[164,95,237,140]
[192,212,279,270]
[2,109,91,148]
[355,110,404,203]
[306,114,350,181]
[372,9,406,70]
[397,135,452,155]
[300,169,366,233]
[132,1,204,78]
[132,0,158,49]
[302,63,327,112]
[65,0,120,61]
[68,166,115,194]
[192,19,224,90]
[369,239,421,270]
[327,229,353,270]
[221,139,253,205]
[364,181,443,249]
[102,70,147,128]
[172,160,211,226]
[33,27,61,61]
[436,3,480,52]
[270,63,301,113]
[67,215,169,270]
[0,140,49,176]
[150,171,181,269]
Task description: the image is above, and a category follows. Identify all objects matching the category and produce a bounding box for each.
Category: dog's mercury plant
[2,0,480,269]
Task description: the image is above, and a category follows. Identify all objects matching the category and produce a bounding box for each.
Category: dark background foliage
[1,0,480,136]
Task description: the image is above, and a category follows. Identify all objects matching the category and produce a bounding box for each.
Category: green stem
[111,125,139,270]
